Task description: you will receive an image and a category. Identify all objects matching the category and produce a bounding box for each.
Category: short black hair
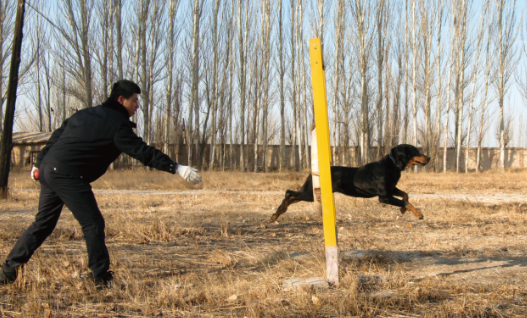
[109,80,141,101]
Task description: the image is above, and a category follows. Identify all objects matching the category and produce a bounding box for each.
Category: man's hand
[31,166,39,181]
[177,165,202,185]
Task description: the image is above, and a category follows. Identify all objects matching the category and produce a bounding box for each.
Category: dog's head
[390,144,430,169]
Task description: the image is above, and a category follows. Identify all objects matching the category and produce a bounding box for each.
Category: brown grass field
[2,168,527,317]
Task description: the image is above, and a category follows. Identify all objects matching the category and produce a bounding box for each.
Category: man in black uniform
[0,80,201,286]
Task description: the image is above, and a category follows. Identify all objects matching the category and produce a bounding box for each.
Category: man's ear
[117,96,124,104]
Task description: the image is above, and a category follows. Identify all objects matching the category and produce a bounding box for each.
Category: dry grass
[1,169,527,317]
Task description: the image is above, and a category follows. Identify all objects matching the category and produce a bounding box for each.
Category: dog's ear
[391,145,408,169]
[405,145,421,158]
[404,145,414,158]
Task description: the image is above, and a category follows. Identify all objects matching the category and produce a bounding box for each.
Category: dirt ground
[1,170,527,317]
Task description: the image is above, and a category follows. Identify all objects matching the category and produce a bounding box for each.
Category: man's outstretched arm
[114,124,201,184]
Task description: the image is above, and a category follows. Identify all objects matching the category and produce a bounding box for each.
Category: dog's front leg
[379,195,424,220]
[403,202,423,219]
[392,188,409,214]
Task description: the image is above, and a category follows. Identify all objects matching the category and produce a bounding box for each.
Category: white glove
[177,165,202,185]
[31,166,39,181]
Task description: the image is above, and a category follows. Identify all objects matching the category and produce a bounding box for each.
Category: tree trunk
[376,0,386,159]
[278,0,285,171]
[411,0,418,172]
[189,0,202,167]
[238,0,248,172]
[0,0,25,199]
[455,0,467,173]
[209,0,220,170]
[465,6,487,173]
[261,0,271,172]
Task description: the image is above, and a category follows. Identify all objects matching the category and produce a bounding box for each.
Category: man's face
[118,93,140,117]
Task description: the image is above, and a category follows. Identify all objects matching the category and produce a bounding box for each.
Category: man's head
[109,80,141,117]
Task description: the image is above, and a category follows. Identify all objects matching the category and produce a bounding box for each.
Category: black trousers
[6,163,110,276]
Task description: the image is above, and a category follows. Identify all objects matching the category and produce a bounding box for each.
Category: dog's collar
[388,153,400,170]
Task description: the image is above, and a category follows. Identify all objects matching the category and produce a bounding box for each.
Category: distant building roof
[12,132,51,145]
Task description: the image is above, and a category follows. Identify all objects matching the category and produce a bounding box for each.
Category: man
[0,80,201,287]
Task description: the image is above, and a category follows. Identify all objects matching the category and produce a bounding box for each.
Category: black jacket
[36,99,177,183]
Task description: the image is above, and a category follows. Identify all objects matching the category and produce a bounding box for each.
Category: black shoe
[84,271,114,288]
[0,263,18,285]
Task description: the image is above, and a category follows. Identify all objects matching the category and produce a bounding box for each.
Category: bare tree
[300,0,310,170]
[0,0,16,132]
[114,0,123,79]
[350,0,375,165]
[227,1,236,171]
[0,0,25,198]
[465,2,488,173]
[410,0,421,172]
[290,0,298,170]
[417,0,434,167]
[332,0,345,164]
[60,0,94,109]
[433,0,445,171]
[391,4,405,150]
[403,0,410,144]
[518,14,527,105]
[41,50,52,131]
[94,0,113,100]
[493,0,520,170]
[164,0,181,154]
[189,0,203,167]
[261,0,271,172]
[315,0,325,43]
[278,0,285,171]
[252,24,264,173]
[443,29,456,172]
[209,0,221,170]
[34,12,43,131]
[454,0,468,173]
[238,0,249,172]
[476,22,494,172]
[375,0,387,159]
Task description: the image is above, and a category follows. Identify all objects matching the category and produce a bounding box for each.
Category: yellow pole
[309,38,338,285]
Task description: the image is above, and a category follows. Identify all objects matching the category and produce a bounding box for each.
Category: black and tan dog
[270,144,430,222]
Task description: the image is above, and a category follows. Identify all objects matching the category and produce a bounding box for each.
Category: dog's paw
[414,209,424,220]
[400,206,407,214]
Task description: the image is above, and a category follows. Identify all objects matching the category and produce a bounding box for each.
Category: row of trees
[1,0,527,172]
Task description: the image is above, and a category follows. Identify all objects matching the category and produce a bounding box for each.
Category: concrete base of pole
[326,246,339,286]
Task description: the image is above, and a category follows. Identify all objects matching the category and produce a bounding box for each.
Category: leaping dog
[270,144,430,222]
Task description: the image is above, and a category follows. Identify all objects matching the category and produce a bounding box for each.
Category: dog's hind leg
[269,175,314,222]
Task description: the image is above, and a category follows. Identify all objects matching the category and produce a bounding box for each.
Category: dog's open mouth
[408,156,430,166]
